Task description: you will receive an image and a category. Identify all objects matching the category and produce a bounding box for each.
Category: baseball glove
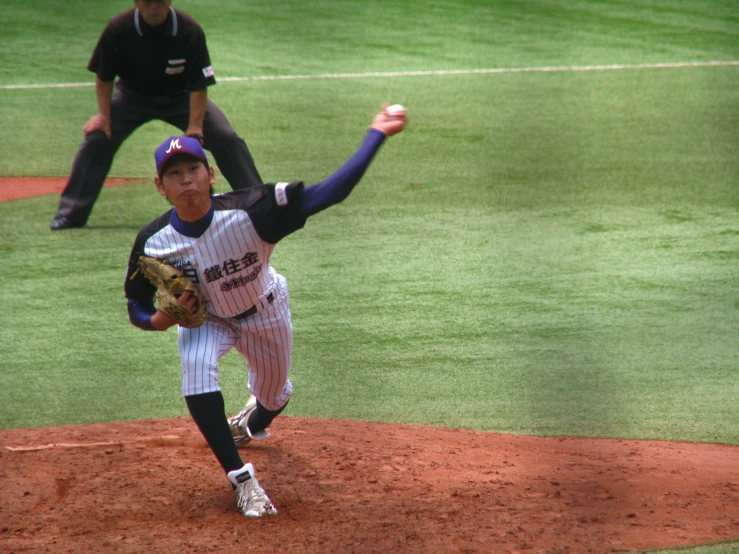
[136,256,207,328]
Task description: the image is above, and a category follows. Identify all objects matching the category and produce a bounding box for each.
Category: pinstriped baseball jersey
[137,209,277,318]
[125,182,305,317]
[125,182,305,405]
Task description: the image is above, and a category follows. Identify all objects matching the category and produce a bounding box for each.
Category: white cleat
[228,395,270,446]
[227,463,278,517]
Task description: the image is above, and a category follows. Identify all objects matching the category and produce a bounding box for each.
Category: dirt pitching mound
[1,417,737,553]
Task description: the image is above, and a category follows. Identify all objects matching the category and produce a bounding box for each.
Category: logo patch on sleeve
[275,182,289,206]
[203,65,215,78]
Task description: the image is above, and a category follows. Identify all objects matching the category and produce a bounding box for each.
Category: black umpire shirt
[87,7,216,98]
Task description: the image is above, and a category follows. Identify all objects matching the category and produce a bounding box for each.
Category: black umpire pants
[55,86,262,225]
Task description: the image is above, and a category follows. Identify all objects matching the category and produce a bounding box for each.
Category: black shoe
[50,214,84,230]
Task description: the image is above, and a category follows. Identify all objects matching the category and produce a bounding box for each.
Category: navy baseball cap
[154,136,209,176]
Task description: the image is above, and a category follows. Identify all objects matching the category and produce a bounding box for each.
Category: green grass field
[0,2,737,549]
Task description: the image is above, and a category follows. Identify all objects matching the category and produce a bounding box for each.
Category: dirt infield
[1,178,738,553]
[0,177,135,202]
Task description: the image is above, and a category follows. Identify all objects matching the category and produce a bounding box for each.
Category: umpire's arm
[185,89,208,139]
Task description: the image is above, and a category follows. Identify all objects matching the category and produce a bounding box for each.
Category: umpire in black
[51,0,262,230]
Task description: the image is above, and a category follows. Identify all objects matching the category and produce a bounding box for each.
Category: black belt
[233,293,274,320]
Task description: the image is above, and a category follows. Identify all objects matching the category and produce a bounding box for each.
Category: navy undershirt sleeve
[299,129,386,217]
[127,299,157,331]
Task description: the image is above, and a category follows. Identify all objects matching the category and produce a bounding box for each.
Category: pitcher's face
[155,155,215,215]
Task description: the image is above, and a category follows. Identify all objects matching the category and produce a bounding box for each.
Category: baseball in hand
[386,104,407,118]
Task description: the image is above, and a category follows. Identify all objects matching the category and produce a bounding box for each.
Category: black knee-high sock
[185,391,244,474]
[247,399,289,433]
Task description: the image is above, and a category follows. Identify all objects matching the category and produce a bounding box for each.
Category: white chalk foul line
[6,435,182,451]
[219,61,739,82]
[1,61,737,90]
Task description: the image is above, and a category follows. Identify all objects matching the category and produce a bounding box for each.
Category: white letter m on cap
[165,139,182,154]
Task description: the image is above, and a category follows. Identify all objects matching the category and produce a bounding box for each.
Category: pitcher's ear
[155,176,167,197]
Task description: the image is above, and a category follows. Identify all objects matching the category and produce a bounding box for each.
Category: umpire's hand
[371,103,408,137]
[83,113,112,138]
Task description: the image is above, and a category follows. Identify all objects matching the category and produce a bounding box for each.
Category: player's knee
[81,131,117,160]
[83,130,110,147]
[181,365,219,396]
[208,128,245,148]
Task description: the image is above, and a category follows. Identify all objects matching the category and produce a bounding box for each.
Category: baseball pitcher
[124,103,407,516]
